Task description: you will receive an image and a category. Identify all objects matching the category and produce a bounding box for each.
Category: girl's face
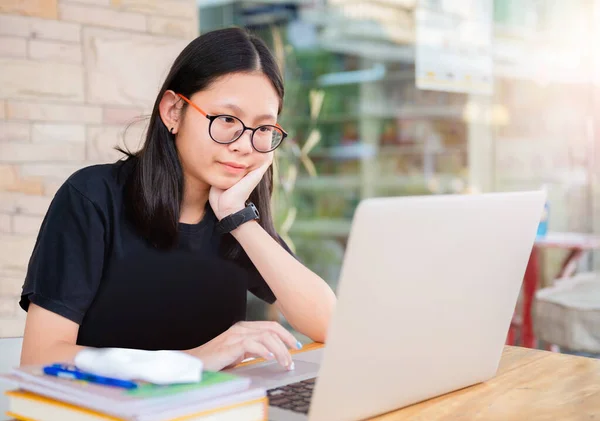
[168,72,280,190]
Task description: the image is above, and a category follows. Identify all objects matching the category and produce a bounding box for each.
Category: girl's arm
[21,304,85,366]
[232,221,336,343]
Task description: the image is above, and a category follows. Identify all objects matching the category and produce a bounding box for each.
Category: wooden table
[244,343,600,420]
[6,345,598,421]
[371,346,600,420]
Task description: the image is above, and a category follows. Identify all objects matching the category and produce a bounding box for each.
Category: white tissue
[74,348,203,385]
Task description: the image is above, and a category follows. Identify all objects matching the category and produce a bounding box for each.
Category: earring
[170,127,174,134]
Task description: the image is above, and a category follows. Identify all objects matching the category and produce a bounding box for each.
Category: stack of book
[1,365,267,421]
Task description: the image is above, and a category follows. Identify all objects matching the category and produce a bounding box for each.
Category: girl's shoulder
[64,159,134,206]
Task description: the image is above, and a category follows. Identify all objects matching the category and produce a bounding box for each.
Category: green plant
[265,25,327,253]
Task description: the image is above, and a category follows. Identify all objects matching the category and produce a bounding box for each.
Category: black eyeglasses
[177,93,287,153]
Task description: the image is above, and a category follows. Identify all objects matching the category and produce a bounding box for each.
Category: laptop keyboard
[267,378,316,414]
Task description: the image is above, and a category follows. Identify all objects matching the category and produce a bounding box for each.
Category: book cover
[6,387,268,421]
[1,366,251,419]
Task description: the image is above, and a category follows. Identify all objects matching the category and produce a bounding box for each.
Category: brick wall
[0,0,198,337]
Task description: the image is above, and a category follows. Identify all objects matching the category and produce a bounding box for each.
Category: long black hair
[120,27,284,260]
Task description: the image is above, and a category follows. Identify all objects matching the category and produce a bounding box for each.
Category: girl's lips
[219,162,247,174]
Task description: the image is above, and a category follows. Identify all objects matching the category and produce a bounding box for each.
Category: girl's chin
[209,175,243,190]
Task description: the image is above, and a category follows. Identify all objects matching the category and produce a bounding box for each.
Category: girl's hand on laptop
[189,321,300,371]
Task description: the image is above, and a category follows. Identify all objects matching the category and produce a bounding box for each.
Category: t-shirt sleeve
[247,235,296,304]
[20,181,106,325]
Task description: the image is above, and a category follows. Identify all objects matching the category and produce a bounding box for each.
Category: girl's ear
[158,90,183,134]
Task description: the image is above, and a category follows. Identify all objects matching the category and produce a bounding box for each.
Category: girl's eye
[217,116,236,124]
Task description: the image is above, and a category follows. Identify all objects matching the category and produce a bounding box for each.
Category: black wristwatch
[215,202,260,235]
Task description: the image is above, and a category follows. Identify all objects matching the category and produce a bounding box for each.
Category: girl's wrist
[216,205,244,221]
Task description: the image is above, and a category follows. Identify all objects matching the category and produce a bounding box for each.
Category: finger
[239,321,300,351]
[238,338,275,362]
[218,159,273,213]
[220,341,273,370]
[262,152,274,168]
[231,158,272,192]
[209,186,222,204]
[255,331,293,369]
[257,321,300,350]
[209,186,223,199]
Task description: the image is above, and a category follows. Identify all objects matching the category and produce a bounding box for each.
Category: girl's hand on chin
[209,153,273,220]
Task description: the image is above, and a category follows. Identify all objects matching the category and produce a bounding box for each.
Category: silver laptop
[228,191,545,421]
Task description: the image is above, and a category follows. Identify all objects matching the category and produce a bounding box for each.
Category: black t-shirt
[20,160,282,351]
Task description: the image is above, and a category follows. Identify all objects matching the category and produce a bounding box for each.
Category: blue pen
[43,364,138,389]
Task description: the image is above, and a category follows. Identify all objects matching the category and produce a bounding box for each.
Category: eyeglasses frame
[176,93,287,153]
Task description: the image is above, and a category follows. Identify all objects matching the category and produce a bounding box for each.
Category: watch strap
[215,202,260,235]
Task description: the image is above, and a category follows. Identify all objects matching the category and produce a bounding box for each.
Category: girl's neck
[179,174,210,224]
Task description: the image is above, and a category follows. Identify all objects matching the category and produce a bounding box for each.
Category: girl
[19,27,336,372]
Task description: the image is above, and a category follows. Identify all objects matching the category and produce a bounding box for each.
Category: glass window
[198,1,600,329]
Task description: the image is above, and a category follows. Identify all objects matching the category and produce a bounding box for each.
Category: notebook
[5,387,267,421]
[1,365,251,419]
